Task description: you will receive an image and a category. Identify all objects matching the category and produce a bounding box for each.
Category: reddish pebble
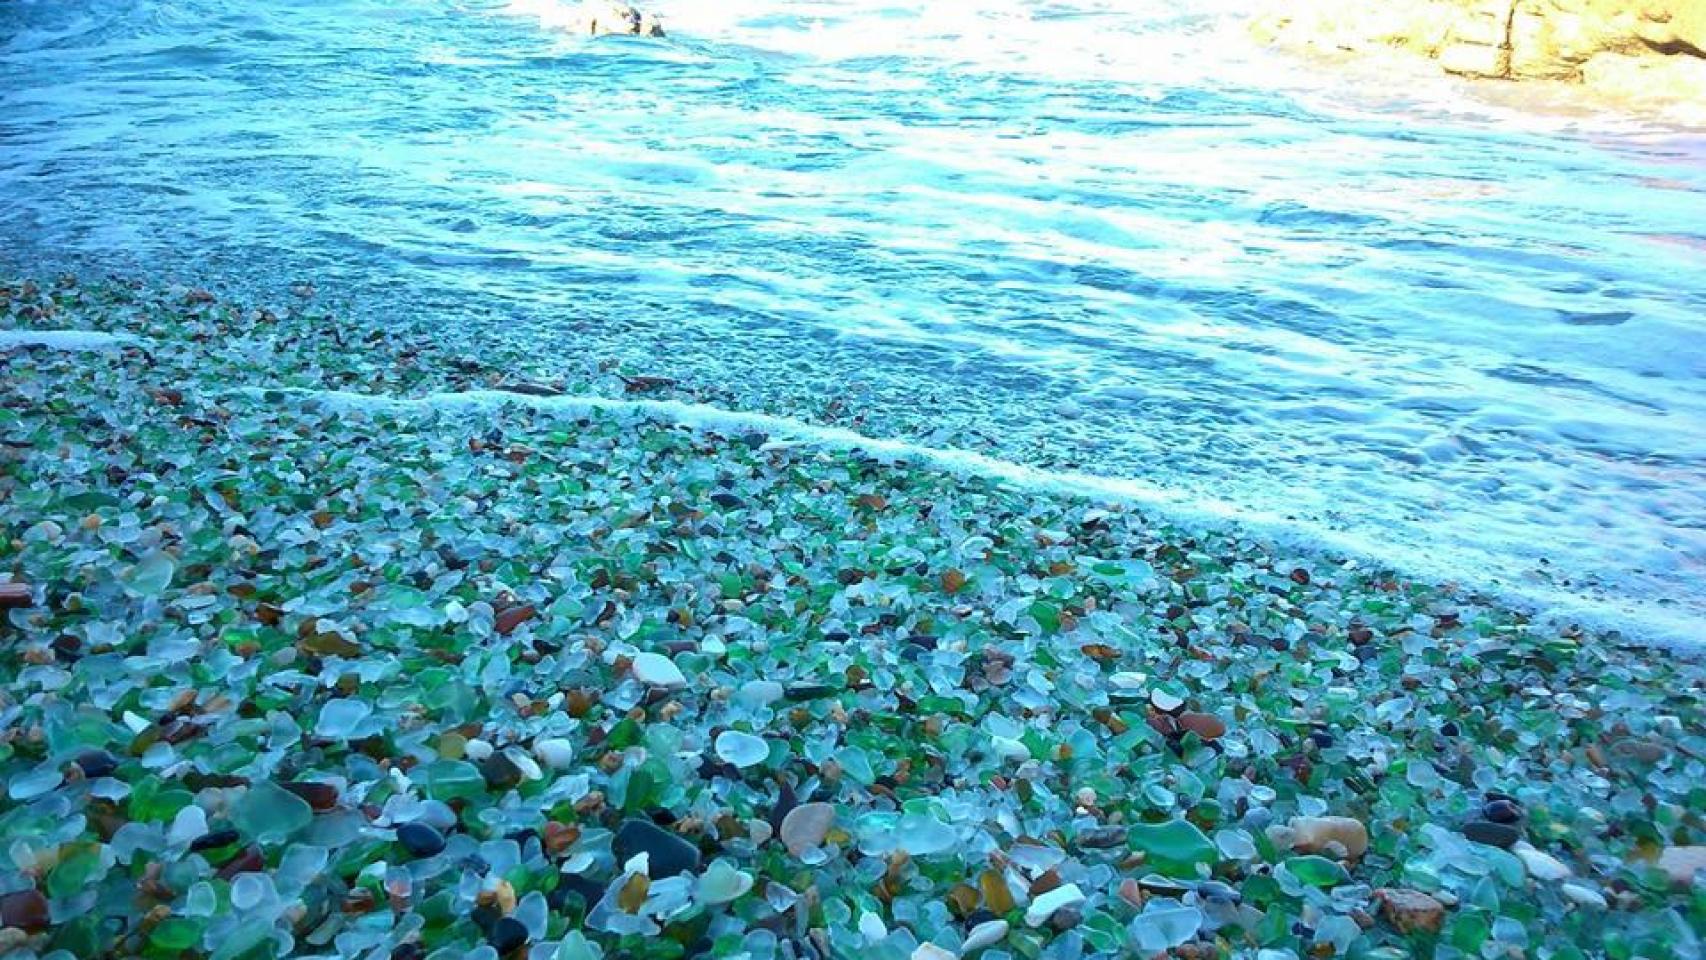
[0,889,49,932]
[217,846,265,880]
[1178,712,1227,740]
[1290,568,1311,585]
[494,604,536,636]
[0,583,32,609]
[283,781,340,812]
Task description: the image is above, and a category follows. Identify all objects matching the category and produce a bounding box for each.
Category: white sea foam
[0,330,134,350]
[242,385,1702,651]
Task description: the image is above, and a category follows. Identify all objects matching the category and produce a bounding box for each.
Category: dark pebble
[1463,820,1521,848]
[397,822,446,858]
[75,749,119,779]
[785,683,836,702]
[1483,799,1524,824]
[710,492,745,510]
[1440,722,1459,738]
[189,828,241,853]
[0,889,49,932]
[391,945,425,960]
[767,782,799,836]
[964,909,999,927]
[613,818,702,879]
[548,873,606,911]
[479,754,523,791]
[488,917,529,955]
[470,904,501,934]
[698,756,743,782]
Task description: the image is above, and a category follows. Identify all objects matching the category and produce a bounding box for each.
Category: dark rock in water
[613,818,702,878]
[480,754,524,791]
[75,749,119,779]
[1483,798,1524,824]
[0,889,49,932]
[488,916,529,955]
[576,1,661,38]
[397,822,447,858]
[1463,820,1521,848]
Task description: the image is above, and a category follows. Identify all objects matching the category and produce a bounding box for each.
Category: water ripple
[2,0,1705,639]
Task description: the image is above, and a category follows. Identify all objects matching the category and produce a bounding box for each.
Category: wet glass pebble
[0,281,1701,960]
[397,822,447,858]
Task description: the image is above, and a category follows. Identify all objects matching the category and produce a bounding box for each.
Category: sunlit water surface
[3,0,1705,643]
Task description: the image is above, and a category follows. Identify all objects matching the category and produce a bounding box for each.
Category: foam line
[0,329,135,350]
[237,385,1702,652]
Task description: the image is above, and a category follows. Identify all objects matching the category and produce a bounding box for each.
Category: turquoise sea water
[3,0,1705,642]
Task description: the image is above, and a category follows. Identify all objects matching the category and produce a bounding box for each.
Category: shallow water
[3,0,1705,642]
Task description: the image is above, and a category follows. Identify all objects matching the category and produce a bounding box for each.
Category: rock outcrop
[1252,0,1706,108]
[576,0,665,38]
